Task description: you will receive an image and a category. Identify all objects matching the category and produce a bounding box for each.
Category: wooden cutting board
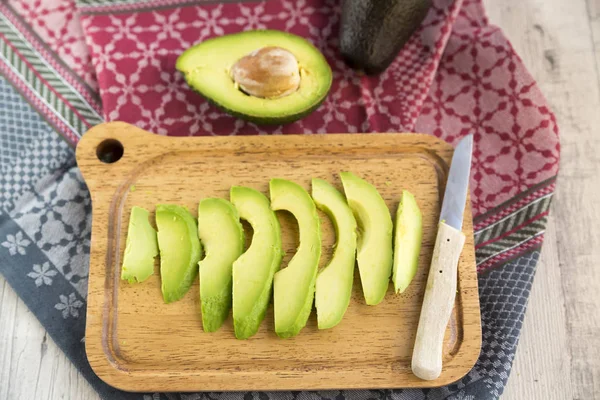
[76,121,481,392]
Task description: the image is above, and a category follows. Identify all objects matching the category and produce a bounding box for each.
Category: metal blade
[439,134,473,231]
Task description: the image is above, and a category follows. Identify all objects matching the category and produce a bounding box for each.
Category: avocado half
[176,30,333,125]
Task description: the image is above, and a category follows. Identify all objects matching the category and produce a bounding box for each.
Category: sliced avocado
[312,178,357,329]
[121,206,158,284]
[230,186,283,339]
[270,179,321,338]
[155,205,202,303]
[197,198,244,332]
[392,190,423,293]
[176,30,332,125]
[340,172,393,305]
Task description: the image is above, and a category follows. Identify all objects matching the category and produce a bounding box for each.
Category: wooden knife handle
[411,221,466,381]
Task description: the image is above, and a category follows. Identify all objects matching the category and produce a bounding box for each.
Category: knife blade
[411,134,473,381]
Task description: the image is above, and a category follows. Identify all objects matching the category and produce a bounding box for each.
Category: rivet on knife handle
[411,221,465,380]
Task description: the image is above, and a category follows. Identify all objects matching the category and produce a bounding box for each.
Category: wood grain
[501,218,575,399]
[0,278,98,400]
[3,1,600,398]
[76,121,480,392]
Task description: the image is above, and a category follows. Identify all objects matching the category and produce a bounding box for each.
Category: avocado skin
[182,77,331,126]
[339,0,432,75]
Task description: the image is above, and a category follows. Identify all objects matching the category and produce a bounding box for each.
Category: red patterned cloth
[7,0,97,91]
[78,0,559,221]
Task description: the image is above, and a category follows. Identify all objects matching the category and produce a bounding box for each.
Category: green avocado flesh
[270,179,321,338]
[121,206,158,284]
[156,205,202,304]
[312,178,357,329]
[230,186,283,339]
[392,190,423,293]
[176,30,333,125]
[197,198,245,332]
[340,172,393,306]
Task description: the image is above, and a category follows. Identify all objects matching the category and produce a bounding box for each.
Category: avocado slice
[155,205,202,303]
[197,198,244,332]
[340,172,393,305]
[176,30,332,125]
[392,190,423,293]
[270,179,321,338]
[230,186,283,339]
[121,206,158,284]
[312,178,357,329]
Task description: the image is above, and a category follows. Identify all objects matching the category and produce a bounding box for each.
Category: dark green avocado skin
[184,77,330,126]
[339,0,432,75]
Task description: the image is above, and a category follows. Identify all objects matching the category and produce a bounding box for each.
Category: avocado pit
[230,46,301,99]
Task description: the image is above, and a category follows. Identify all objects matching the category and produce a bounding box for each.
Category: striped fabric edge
[473,176,557,231]
[78,0,246,15]
[473,177,556,273]
[0,57,76,142]
[0,6,103,145]
[477,233,544,273]
[1,3,102,112]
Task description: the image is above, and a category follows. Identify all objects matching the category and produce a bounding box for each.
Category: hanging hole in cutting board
[96,139,124,164]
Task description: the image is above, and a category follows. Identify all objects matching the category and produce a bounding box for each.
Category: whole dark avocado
[339,0,432,75]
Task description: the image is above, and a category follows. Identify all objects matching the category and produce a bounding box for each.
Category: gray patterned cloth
[0,73,545,400]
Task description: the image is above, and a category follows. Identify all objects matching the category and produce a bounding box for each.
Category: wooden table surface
[1,0,599,398]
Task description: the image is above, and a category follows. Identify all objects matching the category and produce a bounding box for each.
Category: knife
[411,134,474,381]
